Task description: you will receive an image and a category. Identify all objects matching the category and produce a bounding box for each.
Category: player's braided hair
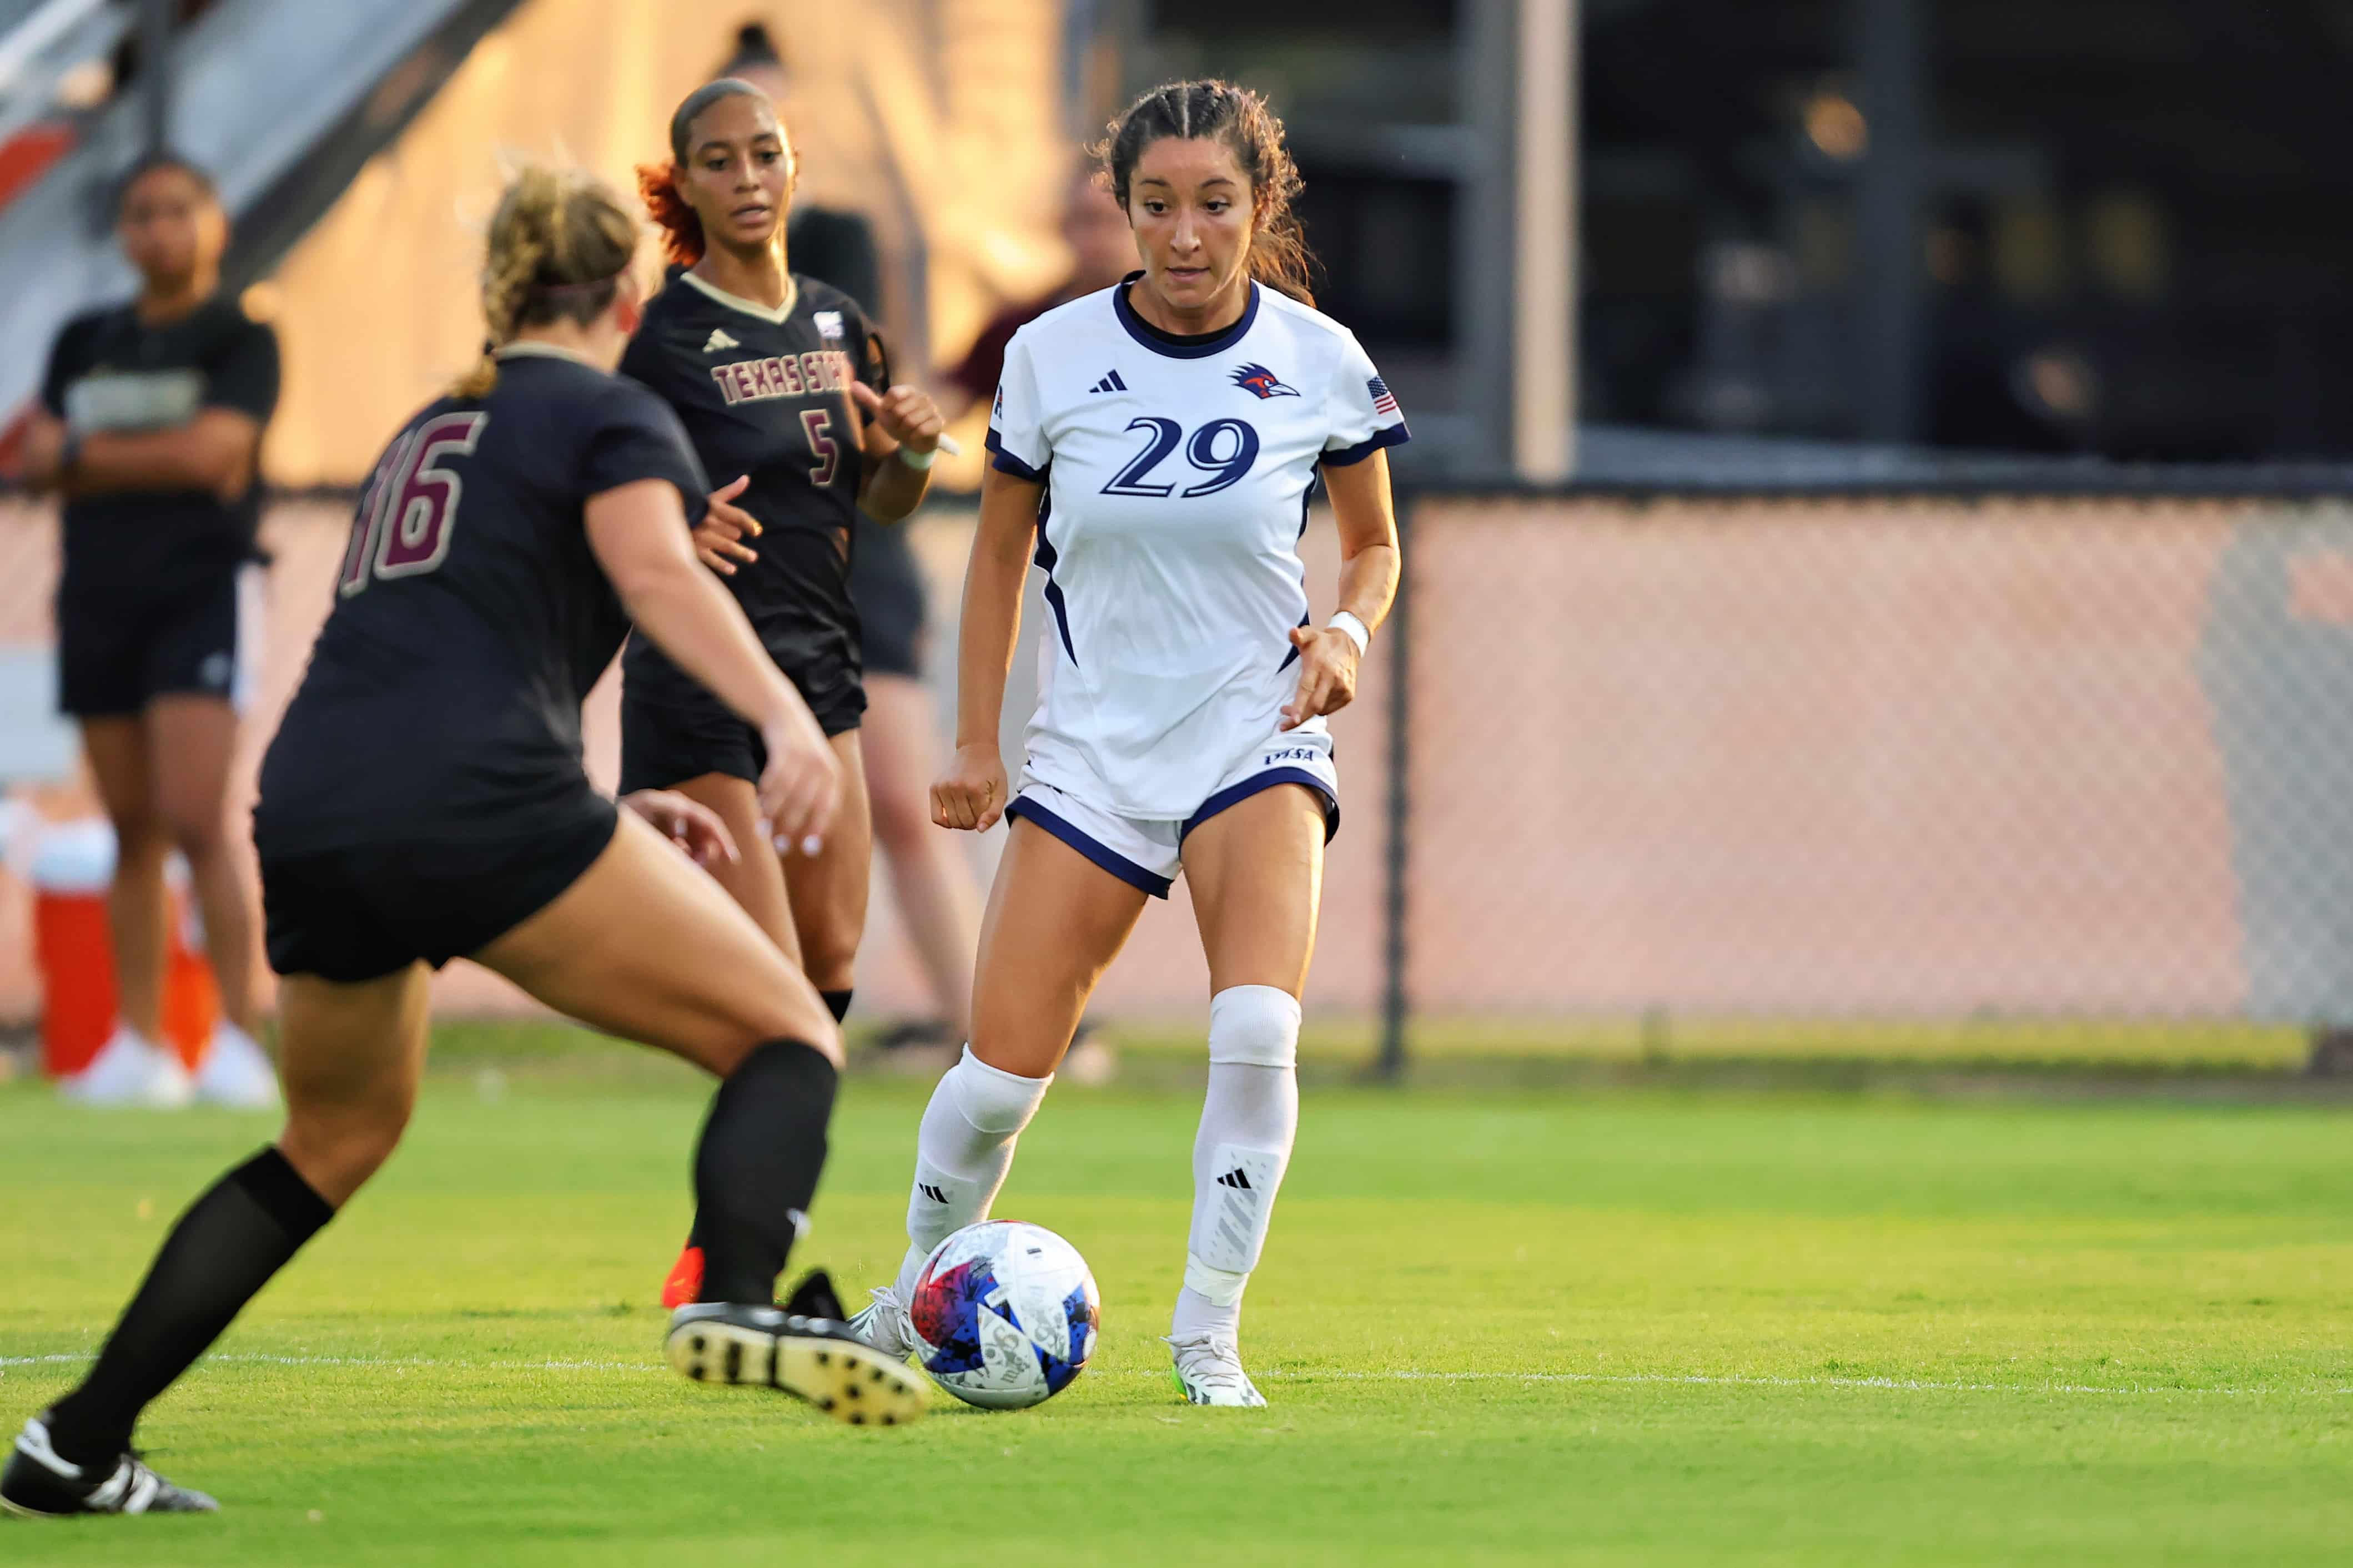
[637,78,790,269]
[1097,79,1315,306]
[452,164,637,399]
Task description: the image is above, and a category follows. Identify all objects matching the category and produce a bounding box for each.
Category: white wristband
[894,443,937,471]
[1325,610,1371,656]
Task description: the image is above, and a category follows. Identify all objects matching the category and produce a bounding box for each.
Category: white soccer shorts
[1006,730,1339,899]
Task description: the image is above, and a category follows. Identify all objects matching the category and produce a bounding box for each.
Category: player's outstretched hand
[693,475,761,576]
[757,704,841,855]
[621,789,739,869]
[1280,626,1362,730]
[932,742,1008,832]
[851,381,944,453]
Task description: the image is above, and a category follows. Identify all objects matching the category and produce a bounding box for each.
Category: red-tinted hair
[636,160,702,267]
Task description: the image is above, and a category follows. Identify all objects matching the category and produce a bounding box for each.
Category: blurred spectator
[941,165,1136,417]
[0,151,279,1110]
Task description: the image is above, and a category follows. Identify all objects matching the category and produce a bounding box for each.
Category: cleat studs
[850,1413,867,1425]
[821,1397,836,1411]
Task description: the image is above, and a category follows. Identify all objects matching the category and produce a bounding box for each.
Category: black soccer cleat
[1,1415,218,1518]
[666,1273,928,1428]
[781,1268,848,1321]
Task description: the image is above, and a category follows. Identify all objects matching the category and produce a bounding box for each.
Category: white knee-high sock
[893,1047,1052,1298]
[1172,985,1301,1343]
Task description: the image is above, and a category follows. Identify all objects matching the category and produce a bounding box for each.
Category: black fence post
[1376,494,1414,1081]
[139,0,175,154]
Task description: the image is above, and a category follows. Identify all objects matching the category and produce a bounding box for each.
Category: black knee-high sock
[691,1040,838,1305]
[46,1148,333,1466]
[681,1016,842,1255]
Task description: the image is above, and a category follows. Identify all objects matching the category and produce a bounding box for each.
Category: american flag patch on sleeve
[1368,376,1400,417]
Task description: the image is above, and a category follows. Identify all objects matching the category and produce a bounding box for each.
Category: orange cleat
[661,1243,705,1309]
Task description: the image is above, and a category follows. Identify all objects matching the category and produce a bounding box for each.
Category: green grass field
[3,1039,2348,1565]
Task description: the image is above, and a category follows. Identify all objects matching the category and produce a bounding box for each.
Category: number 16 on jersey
[339,412,489,596]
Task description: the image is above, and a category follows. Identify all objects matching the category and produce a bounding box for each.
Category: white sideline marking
[3,1352,2345,1399]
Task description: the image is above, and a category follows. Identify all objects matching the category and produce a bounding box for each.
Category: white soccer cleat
[1167,1333,1268,1407]
[194,1022,281,1110]
[846,1284,917,1360]
[63,1027,194,1110]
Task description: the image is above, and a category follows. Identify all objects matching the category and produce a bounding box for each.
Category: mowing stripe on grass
[4,1352,2344,1398]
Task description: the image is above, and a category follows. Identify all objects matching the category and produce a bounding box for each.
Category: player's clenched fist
[851,380,946,454]
[932,741,1008,831]
[1279,625,1361,730]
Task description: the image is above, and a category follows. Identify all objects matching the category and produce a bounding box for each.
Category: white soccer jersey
[986,278,1409,819]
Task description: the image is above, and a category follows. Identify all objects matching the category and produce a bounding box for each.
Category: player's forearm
[953,521,1029,752]
[1334,540,1400,636]
[71,423,251,497]
[858,455,931,523]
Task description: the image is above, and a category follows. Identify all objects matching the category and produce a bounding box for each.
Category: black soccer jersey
[40,293,279,593]
[617,270,885,680]
[254,348,708,855]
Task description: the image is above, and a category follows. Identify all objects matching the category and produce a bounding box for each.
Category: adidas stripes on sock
[46,1147,334,1467]
[1172,986,1301,1342]
[690,1039,838,1305]
[892,1047,1052,1298]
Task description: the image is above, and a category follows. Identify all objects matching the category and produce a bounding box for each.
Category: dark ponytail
[1096,79,1315,306]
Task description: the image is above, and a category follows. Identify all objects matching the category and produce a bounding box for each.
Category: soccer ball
[907,1220,1099,1410]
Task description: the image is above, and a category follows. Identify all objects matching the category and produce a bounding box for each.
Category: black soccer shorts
[57,565,259,718]
[848,518,928,680]
[259,800,618,983]
[618,654,864,794]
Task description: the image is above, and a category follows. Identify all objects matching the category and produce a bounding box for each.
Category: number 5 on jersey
[339,412,489,596]
[801,408,839,487]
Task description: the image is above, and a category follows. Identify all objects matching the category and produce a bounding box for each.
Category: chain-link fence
[1376,486,2353,1070]
[10,485,2353,1069]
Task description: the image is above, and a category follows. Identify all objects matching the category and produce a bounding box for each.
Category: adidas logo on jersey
[1088,369,1129,394]
[702,328,741,353]
[918,1183,949,1203]
[1216,1168,1254,1191]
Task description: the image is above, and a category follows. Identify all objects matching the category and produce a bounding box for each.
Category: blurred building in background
[8,3,2353,1062]
[1582,0,2353,461]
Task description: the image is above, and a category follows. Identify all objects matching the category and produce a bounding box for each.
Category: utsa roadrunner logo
[1230,362,1300,400]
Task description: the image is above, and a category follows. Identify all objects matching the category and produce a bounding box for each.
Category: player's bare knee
[158,800,229,859]
[868,787,932,855]
[706,1008,841,1077]
[798,929,859,997]
[278,1105,408,1204]
[108,809,169,865]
